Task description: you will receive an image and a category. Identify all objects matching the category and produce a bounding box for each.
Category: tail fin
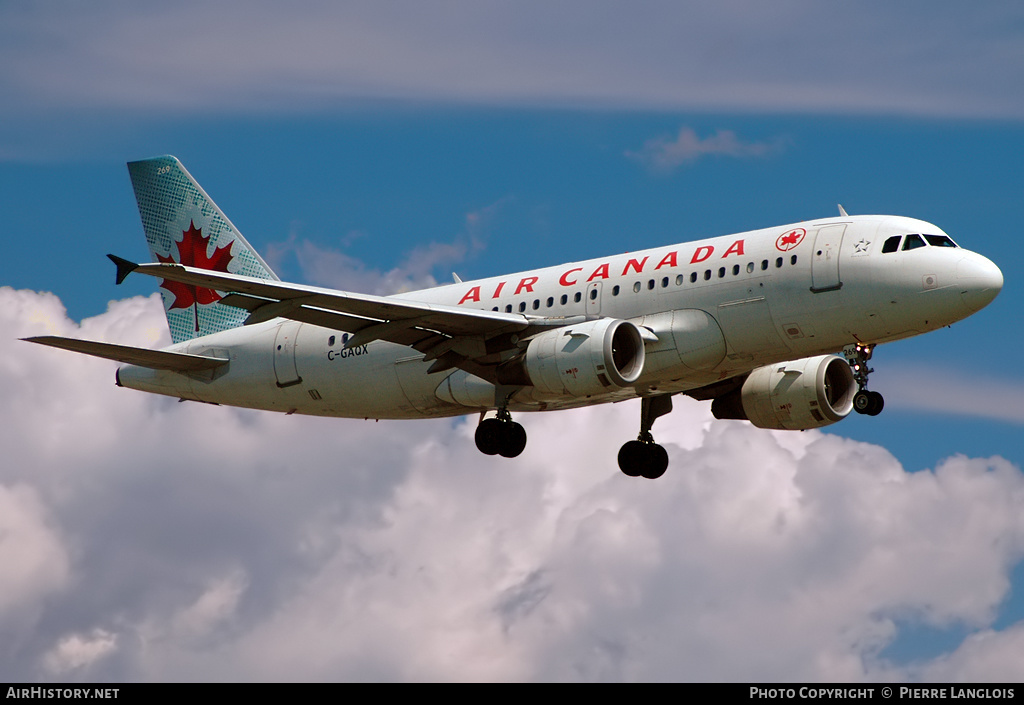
[127,156,279,344]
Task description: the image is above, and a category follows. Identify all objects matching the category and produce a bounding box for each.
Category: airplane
[25,156,1003,479]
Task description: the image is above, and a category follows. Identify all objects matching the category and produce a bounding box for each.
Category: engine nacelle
[711,354,856,430]
[516,318,645,398]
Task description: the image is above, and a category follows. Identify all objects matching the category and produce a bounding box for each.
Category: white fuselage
[116,214,1002,419]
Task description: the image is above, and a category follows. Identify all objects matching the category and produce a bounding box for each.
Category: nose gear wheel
[844,343,885,416]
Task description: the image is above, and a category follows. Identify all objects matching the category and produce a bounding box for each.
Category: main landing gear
[618,395,673,479]
[845,343,884,417]
[475,409,528,458]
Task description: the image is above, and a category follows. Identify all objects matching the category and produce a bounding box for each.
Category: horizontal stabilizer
[23,336,229,372]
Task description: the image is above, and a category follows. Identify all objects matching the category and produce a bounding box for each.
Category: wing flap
[24,336,229,372]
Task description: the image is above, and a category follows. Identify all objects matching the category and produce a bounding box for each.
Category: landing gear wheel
[475,418,503,455]
[642,444,669,480]
[498,422,527,458]
[475,417,528,458]
[617,440,646,477]
[617,440,669,479]
[865,390,884,416]
[853,390,884,416]
[853,390,872,415]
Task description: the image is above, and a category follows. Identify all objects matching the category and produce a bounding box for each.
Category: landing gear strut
[475,408,527,458]
[844,343,884,416]
[618,395,673,479]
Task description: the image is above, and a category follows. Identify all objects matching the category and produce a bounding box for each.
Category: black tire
[853,390,872,414]
[498,422,528,458]
[866,391,884,416]
[618,440,645,477]
[475,418,503,455]
[641,444,669,480]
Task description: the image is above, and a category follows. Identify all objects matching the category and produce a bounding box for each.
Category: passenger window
[903,234,926,251]
[647,279,655,290]
[560,295,567,305]
[519,302,526,312]
[546,297,553,308]
[746,262,754,274]
[505,304,513,313]
[328,335,336,346]
[791,255,798,265]
[612,285,620,296]
[732,264,740,276]
[690,272,697,283]
[492,307,498,312]
[718,267,725,278]
[882,235,902,253]
[761,260,768,271]
[589,289,598,301]
[704,270,711,281]
[676,274,684,286]
[574,292,582,303]
[775,257,783,268]
[633,281,641,293]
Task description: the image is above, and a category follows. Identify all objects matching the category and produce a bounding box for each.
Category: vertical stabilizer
[127,156,280,343]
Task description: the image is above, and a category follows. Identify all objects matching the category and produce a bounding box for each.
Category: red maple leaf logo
[158,221,234,331]
[775,228,806,252]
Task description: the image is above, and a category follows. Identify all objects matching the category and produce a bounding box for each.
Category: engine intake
[711,354,856,430]
[505,318,645,398]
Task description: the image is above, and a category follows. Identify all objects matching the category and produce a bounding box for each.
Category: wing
[109,256,581,380]
[24,336,228,372]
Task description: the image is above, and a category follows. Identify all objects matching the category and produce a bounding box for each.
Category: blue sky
[2,1,1023,682]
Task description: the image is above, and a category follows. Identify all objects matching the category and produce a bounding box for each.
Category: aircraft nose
[957,254,1003,312]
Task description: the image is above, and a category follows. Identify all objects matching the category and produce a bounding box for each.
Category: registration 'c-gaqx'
[27,156,1003,479]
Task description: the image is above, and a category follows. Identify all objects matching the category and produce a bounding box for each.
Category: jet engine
[711,354,856,430]
[504,318,645,398]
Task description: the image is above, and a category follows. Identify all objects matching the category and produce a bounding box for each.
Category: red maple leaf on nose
[158,221,233,331]
[781,233,799,246]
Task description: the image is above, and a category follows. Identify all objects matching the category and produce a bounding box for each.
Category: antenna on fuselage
[838,204,849,217]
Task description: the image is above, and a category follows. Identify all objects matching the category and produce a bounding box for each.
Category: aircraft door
[811,224,847,292]
[586,281,602,316]
[273,321,303,388]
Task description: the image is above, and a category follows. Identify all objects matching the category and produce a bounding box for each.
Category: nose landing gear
[617,395,673,479]
[844,343,884,416]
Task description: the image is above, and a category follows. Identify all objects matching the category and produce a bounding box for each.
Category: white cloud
[44,629,118,675]
[264,199,506,294]
[626,126,784,173]
[0,483,70,651]
[5,286,1024,681]
[875,363,1024,425]
[1,2,1022,121]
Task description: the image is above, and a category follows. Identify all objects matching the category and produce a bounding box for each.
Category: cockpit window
[924,234,958,248]
[882,235,902,253]
[902,234,926,251]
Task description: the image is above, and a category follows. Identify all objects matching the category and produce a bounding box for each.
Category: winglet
[838,204,849,217]
[107,254,139,285]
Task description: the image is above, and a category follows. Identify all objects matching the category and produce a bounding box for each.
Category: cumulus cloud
[5,286,1024,681]
[626,126,785,173]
